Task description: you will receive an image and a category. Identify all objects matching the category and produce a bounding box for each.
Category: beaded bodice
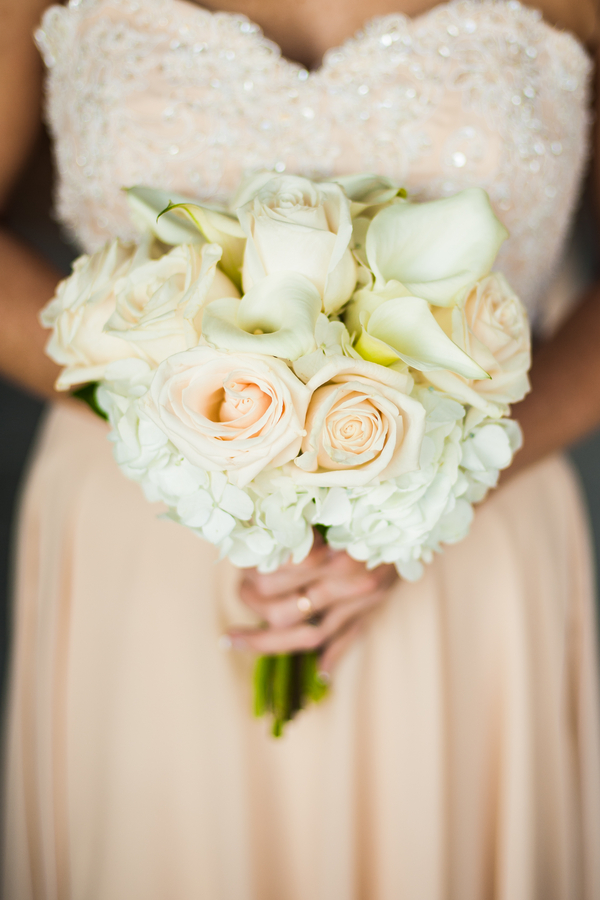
[36,0,592,330]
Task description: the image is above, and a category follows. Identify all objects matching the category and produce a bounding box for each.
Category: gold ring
[297,595,313,615]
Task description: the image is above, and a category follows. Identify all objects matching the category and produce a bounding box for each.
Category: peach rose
[463,273,531,404]
[293,357,425,486]
[142,345,310,487]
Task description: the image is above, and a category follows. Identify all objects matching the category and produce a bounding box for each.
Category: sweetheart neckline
[164,0,591,73]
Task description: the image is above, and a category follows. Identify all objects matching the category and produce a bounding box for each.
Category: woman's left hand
[226,536,398,678]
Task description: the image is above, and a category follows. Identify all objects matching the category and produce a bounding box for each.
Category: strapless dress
[3,1,600,897]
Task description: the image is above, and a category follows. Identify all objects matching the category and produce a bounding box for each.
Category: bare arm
[507,40,600,476]
[0,0,64,399]
[508,286,600,475]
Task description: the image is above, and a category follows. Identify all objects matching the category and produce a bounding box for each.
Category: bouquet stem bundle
[253,651,328,737]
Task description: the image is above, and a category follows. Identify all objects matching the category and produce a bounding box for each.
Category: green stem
[253,650,329,737]
[272,654,292,737]
[253,654,275,718]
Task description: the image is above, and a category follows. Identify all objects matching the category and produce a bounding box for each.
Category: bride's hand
[227,534,398,677]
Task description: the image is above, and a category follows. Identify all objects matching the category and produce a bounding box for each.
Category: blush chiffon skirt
[3,401,600,900]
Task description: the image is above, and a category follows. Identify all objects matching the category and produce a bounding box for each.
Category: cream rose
[142,345,310,487]
[40,239,141,389]
[425,273,531,414]
[106,242,239,365]
[463,273,531,403]
[292,357,425,486]
[237,174,356,314]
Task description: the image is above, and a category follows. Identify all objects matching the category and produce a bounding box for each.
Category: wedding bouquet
[41,173,531,734]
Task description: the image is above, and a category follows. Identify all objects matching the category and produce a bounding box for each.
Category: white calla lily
[159,201,246,289]
[125,186,246,287]
[330,174,405,218]
[202,271,322,360]
[344,280,411,339]
[366,188,508,305]
[125,186,205,245]
[355,296,489,378]
[423,368,504,417]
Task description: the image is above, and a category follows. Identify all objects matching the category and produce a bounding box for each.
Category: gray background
[1,130,599,690]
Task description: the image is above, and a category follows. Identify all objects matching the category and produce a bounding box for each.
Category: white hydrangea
[458,407,523,502]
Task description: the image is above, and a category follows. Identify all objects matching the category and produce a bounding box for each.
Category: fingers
[238,579,312,629]
[228,588,387,655]
[240,564,396,629]
[318,619,366,679]
[242,541,335,599]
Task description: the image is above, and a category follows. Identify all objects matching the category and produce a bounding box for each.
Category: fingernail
[316,670,331,685]
[218,634,232,652]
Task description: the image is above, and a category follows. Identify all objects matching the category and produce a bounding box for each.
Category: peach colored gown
[4,1,600,897]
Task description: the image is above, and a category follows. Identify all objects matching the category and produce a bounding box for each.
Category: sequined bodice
[36,0,591,329]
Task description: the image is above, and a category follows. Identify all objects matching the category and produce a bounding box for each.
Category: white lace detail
[35,0,592,330]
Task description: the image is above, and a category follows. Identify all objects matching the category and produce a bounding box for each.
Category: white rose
[40,240,140,389]
[142,345,310,487]
[106,242,239,365]
[425,273,531,415]
[237,174,357,314]
[292,357,425,486]
[463,274,530,404]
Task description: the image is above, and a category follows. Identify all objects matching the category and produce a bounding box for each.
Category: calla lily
[366,188,508,305]
[344,281,412,339]
[126,186,204,245]
[331,174,406,218]
[354,296,489,379]
[202,271,322,361]
[125,186,246,288]
[159,201,246,289]
[422,368,504,417]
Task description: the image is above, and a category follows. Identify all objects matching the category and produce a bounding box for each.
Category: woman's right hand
[228,533,398,678]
